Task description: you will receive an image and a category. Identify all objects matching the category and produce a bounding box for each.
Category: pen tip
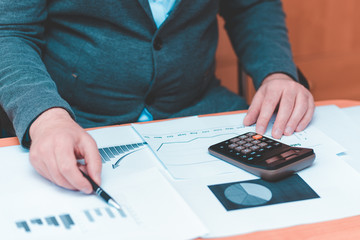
[108,199,127,217]
[109,199,121,210]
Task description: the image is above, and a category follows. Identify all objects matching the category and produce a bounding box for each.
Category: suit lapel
[137,0,185,28]
[164,0,185,24]
[136,0,154,22]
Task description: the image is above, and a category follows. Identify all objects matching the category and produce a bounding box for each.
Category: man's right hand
[29,108,102,193]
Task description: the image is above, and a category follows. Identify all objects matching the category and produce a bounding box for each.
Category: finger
[243,92,264,126]
[29,143,73,188]
[45,151,78,190]
[283,93,308,136]
[55,143,92,193]
[79,135,102,186]
[296,97,315,132]
[255,93,281,135]
[271,92,296,139]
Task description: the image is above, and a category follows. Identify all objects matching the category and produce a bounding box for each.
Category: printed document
[2,111,360,239]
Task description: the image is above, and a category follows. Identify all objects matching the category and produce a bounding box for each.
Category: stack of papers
[2,105,360,239]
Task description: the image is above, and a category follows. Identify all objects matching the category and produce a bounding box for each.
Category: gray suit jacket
[0,0,297,146]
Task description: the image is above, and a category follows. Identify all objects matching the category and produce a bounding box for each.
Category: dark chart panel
[98,142,147,169]
[209,174,319,211]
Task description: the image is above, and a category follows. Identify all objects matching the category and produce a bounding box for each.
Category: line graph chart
[132,113,336,180]
[133,115,256,179]
[155,128,243,152]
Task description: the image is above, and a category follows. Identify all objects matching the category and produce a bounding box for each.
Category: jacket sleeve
[219,0,298,89]
[0,0,74,147]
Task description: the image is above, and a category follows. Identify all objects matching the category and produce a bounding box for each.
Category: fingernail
[243,117,250,126]
[82,187,92,194]
[296,124,304,132]
[284,126,293,135]
[257,126,265,134]
[273,128,282,139]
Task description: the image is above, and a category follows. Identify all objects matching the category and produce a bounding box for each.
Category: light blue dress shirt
[138,0,177,122]
[148,0,177,28]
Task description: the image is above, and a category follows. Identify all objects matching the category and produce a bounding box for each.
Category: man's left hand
[243,73,315,139]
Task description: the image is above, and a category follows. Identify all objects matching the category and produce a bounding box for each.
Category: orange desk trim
[0,136,19,147]
[1,99,360,240]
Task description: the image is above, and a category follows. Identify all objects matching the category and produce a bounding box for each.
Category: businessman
[0,0,314,193]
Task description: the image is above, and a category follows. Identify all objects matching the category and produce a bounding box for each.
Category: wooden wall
[215,16,239,95]
[216,0,360,102]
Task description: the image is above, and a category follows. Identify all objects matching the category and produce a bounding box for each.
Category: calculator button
[244,143,253,148]
[234,146,245,152]
[241,149,252,154]
[266,145,273,149]
[273,142,281,147]
[239,135,248,139]
[252,134,263,140]
[230,138,240,143]
[250,151,257,155]
[258,142,268,147]
[247,157,255,161]
[258,148,265,152]
[250,145,260,151]
[228,143,238,149]
[252,140,261,144]
[237,140,246,145]
[245,137,253,142]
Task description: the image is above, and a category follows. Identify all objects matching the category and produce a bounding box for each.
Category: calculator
[208,132,315,181]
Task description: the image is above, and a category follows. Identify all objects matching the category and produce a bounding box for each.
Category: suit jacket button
[153,37,163,50]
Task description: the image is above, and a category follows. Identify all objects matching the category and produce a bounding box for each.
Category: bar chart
[15,207,127,233]
[97,142,147,169]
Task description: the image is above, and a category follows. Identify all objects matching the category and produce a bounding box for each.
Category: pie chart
[224,183,272,206]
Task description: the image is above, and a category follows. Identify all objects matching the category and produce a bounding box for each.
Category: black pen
[80,170,126,217]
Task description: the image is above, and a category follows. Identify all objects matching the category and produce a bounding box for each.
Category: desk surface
[2,99,360,240]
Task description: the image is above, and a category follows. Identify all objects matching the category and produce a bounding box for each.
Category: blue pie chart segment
[224,183,272,206]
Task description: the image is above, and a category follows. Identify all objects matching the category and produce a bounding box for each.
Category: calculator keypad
[210,132,289,166]
[235,134,277,156]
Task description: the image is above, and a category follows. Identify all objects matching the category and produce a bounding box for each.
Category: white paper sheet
[342,105,360,124]
[311,105,360,172]
[131,112,360,237]
[2,108,360,239]
[0,125,207,240]
[171,146,360,238]
[132,113,345,180]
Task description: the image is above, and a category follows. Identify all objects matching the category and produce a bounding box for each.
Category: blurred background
[216,0,360,103]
